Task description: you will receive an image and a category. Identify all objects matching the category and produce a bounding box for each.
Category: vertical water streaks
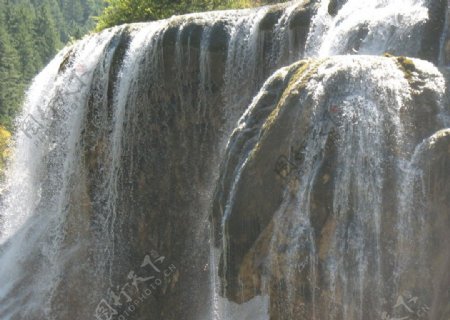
[325,58,408,318]
[263,57,404,319]
[0,50,67,244]
[85,22,166,284]
[0,28,121,319]
[306,0,429,57]
[393,59,446,308]
[222,7,270,128]
[438,0,449,66]
[214,55,448,319]
[269,1,309,67]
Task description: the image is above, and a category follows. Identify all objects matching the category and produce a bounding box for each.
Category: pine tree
[34,2,61,65]
[0,18,23,127]
[0,0,105,129]
[6,3,42,81]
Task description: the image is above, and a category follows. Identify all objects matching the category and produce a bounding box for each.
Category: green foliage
[96,0,281,31]
[34,3,61,65]
[0,7,23,128]
[0,125,11,180]
[0,0,104,130]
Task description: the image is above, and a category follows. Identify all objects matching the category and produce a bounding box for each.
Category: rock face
[213,55,450,319]
[441,1,450,65]
[0,1,449,320]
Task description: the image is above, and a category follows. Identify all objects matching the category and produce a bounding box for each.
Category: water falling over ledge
[0,0,449,319]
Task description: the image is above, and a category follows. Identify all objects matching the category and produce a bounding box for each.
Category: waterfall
[213,55,446,319]
[0,27,123,318]
[0,0,449,319]
[305,0,430,57]
[438,1,449,65]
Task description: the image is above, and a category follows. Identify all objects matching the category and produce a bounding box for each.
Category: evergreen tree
[34,2,61,65]
[6,3,41,81]
[0,18,23,127]
[0,0,105,130]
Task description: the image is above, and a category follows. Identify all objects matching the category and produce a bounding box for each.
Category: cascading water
[212,55,448,319]
[0,0,449,319]
[305,0,431,57]
[0,28,123,318]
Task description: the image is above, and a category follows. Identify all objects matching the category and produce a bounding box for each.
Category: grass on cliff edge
[96,0,286,31]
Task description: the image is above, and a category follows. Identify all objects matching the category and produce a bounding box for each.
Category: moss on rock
[396,56,416,77]
[262,59,323,133]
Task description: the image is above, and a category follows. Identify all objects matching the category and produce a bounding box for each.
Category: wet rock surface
[213,56,450,319]
[1,1,450,319]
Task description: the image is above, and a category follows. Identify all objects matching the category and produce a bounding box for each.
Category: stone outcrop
[213,56,450,319]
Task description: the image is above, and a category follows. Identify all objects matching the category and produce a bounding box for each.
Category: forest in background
[0,0,104,130]
[0,0,104,179]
